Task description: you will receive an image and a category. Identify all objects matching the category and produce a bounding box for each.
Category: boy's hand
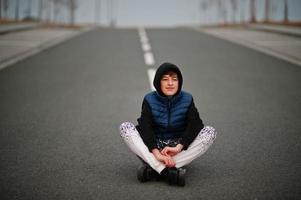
[161,144,184,157]
[152,148,175,167]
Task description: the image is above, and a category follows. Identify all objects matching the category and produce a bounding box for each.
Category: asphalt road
[0,27,300,200]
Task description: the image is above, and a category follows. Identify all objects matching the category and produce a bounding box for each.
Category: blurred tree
[53,0,60,23]
[68,0,77,25]
[15,0,20,21]
[95,0,101,24]
[4,0,8,18]
[0,0,2,19]
[284,0,288,23]
[265,0,270,22]
[230,0,237,24]
[200,0,208,24]
[46,0,52,23]
[217,0,221,24]
[217,0,226,24]
[27,0,32,18]
[222,0,227,24]
[239,0,245,23]
[250,0,256,23]
[38,0,44,22]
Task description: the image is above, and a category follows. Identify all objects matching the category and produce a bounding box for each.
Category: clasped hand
[152,144,183,168]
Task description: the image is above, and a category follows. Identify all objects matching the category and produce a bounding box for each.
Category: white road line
[142,43,151,52]
[147,68,156,91]
[138,27,156,90]
[140,35,148,44]
[138,27,146,36]
[138,27,148,43]
[144,52,155,66]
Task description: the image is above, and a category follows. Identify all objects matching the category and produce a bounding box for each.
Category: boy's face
[160,72,179,96]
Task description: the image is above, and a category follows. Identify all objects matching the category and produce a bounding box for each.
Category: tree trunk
[38,0,43,22]
[230,0,237,24]
[45,0,51,23]
[0,0,2,19]
[28,0,32,18]
[250,0,256,23]
[284,0,288,23]
[217,0,223,24]
[265,0,269,22]
[53,0,59,24]
[3,0,8,19]
[95,0,101,24]
[15,0,20,21]
[69,0,76,25]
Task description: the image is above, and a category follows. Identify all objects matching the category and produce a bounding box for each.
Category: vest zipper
[167,99,171,128]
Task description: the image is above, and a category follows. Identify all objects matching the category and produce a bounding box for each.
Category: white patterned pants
[119,122,217,174]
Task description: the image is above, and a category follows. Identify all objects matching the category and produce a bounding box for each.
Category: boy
[120,62,217,186]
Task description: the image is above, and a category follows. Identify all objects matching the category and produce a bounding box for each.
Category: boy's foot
[161,167,186,186]
[177,167,186,186]
[137,164,159,182]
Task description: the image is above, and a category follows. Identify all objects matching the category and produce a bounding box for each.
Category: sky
[1,0,301,27]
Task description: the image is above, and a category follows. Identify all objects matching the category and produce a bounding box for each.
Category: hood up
[153,62,183,97]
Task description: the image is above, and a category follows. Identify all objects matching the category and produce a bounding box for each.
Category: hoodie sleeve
[137,100,157,152]
[180,100,204,150]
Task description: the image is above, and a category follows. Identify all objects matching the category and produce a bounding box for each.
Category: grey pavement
[199,26,301,66]
[0,27,301,200]
[248,24,301,37]
[0,22,39,34]
[0,26,88,71]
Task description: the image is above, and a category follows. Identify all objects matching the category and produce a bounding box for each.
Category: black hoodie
[137,63,204,151]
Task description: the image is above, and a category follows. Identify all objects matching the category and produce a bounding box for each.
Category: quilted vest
[144,91,192,140]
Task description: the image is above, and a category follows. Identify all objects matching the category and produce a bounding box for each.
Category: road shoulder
[0,26,94,71]
[193,26,301,66]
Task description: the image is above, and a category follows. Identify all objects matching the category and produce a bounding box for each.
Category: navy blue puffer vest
[144,91,192,140]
